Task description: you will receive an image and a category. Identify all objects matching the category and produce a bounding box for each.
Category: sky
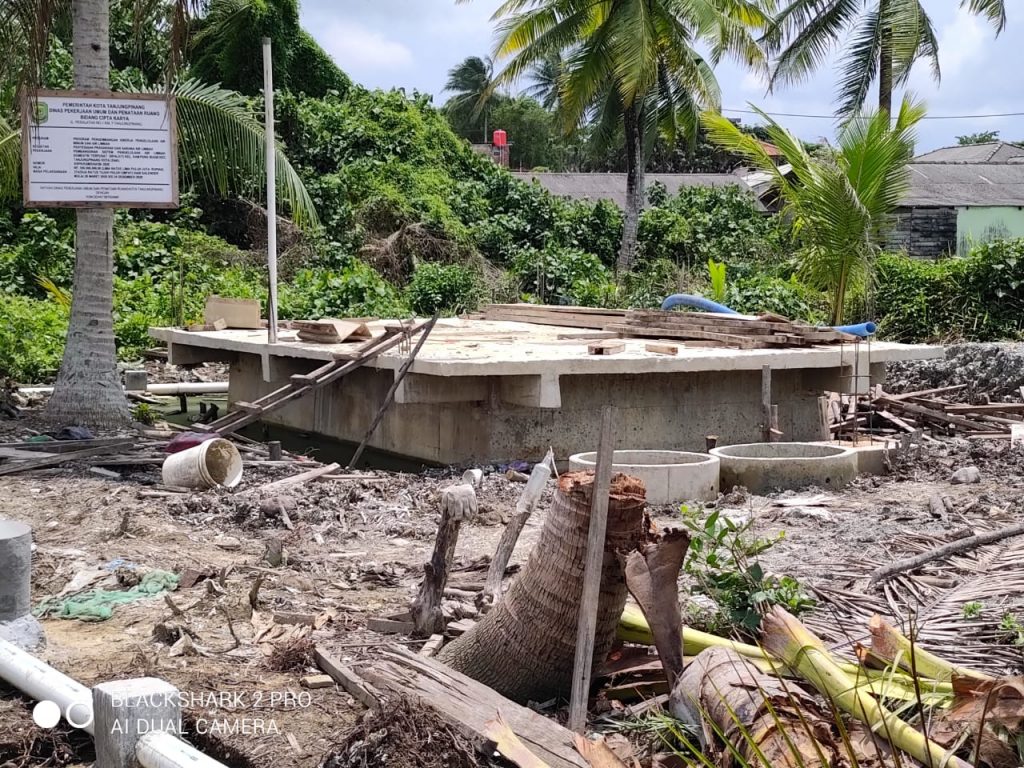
[298,1,1024,152]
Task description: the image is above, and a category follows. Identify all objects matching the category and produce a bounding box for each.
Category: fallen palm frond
[761,606,972,768]
[867,615,992,683]
[803,520,1024,674]
[619,604,955,703]
[670,647,841,768]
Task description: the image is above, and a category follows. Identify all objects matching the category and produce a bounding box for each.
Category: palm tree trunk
[878,2,893,115]
[617,103,644,273]
[436,472,647,704]
[45,0,131,427]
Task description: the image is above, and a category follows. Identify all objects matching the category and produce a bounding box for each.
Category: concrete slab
[149,319,943,465]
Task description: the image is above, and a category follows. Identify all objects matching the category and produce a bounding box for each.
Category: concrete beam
[167,342,236,367]
[394,373,489,404]
[500,373,561,409]
[94,678,182,768]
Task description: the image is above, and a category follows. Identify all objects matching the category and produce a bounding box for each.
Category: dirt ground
[2,402,1024,766]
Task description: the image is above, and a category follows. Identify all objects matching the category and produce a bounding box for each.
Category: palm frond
[158,79,318,229]
[766,0,860,91]
[0,114,19,200]
[963,0,1007,34]
[887,0,939,88]
[835,9,882,118]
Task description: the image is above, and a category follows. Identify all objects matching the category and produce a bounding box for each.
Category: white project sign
[22,91,178,208]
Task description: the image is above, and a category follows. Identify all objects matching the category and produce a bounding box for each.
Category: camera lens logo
[32,700,61,729]
[32,700,93,730]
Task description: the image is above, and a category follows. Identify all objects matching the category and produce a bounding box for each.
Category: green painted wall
[957,207,1024,254]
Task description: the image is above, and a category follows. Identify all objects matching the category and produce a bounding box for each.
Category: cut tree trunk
[46,0,130,428]
[437,472,647,704]
[670,647,843,768]
[616,104,644,273]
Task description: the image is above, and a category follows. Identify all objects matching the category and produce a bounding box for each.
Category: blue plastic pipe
[659,293,877,337]
[660,294,740,315]
[832,322,877,338]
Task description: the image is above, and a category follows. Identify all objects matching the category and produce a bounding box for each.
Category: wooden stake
[761,365,772,443]
[568,406,615,733]
[267,441,282,461]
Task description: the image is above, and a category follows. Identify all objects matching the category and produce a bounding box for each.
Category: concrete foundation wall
[230,354,874,465]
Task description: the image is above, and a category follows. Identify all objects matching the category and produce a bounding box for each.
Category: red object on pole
[492,129,507,147]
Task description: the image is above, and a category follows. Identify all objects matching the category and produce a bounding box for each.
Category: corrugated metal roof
[904,163,1024,207]
[913,142,1024,164]
[512,172,761,209]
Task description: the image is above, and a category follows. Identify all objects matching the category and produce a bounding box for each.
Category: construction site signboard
[22,91,178,208]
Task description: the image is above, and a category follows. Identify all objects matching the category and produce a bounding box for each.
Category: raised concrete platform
[151,318,942,465]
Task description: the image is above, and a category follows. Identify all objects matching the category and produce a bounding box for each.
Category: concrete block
[124,371,148,392]
[569,450,719,504]
[93,677,182,768]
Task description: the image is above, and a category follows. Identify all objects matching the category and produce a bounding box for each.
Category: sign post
[263,38,279,345]
[22,92,178,208]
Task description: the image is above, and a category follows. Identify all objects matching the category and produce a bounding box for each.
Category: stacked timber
[608,310,857,348]
[294,319,373,344]
[480,304,627,329]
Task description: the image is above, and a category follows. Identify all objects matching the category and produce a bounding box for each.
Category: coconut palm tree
[0,0,317,427]
[524,52,562,111]
[764,0,1007,116]
[443,55,503,143]
[702,97,925,323]
[481,0,769,271]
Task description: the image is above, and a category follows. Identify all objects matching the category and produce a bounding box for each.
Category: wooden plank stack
[608,310,857,348]
[480,304,627,330]
[479,304,857,349]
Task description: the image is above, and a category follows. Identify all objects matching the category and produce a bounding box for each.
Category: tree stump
[437,472,646,704]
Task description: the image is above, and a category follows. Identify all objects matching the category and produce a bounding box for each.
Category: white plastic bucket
[161,438,243,490]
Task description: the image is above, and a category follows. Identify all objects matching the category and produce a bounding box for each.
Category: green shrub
[875,240,1024,342]
[0,213,75,297]
[279,262,407,319]
[620,258,683,308]
[510,246,612,306]
[728,275,829,323]
[0,295,68,383]
[406,262,482,315]
[638,186,786,267]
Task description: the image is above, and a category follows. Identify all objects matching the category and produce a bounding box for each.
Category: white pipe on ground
[137,731,228,768]
[0,636,94,735]
[0,638,228,768]
[17,382,229,396]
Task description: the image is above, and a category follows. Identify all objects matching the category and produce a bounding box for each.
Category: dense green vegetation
[2,0,1023,388]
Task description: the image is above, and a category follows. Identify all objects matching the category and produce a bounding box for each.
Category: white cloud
[316,21,414,72]
[936,8,986,79]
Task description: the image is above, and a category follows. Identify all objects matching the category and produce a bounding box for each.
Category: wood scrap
[410,483,478,636]
[644,343,678,356]
[484,449,554,603]
[867,519,1024,588]
[348,314,439,469]
[568,406,615,733]
[300,675,335,689]
[248,463,339,494]
[484,713,553,768]
[587,340,625,356]
[314,648,380,709]
[572,735,630,768]
[361,645,589,768]
[0,439,134,476]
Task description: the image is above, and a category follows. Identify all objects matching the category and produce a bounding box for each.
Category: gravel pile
[887,342,1024,401]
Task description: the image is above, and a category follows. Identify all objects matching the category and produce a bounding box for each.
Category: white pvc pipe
[17,382,229,396]
[263,36,279,346]
[0,637,228,768]
[138,731,228,768]
[0,637,94,735]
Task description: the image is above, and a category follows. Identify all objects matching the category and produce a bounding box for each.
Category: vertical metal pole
[262,37,278,344]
